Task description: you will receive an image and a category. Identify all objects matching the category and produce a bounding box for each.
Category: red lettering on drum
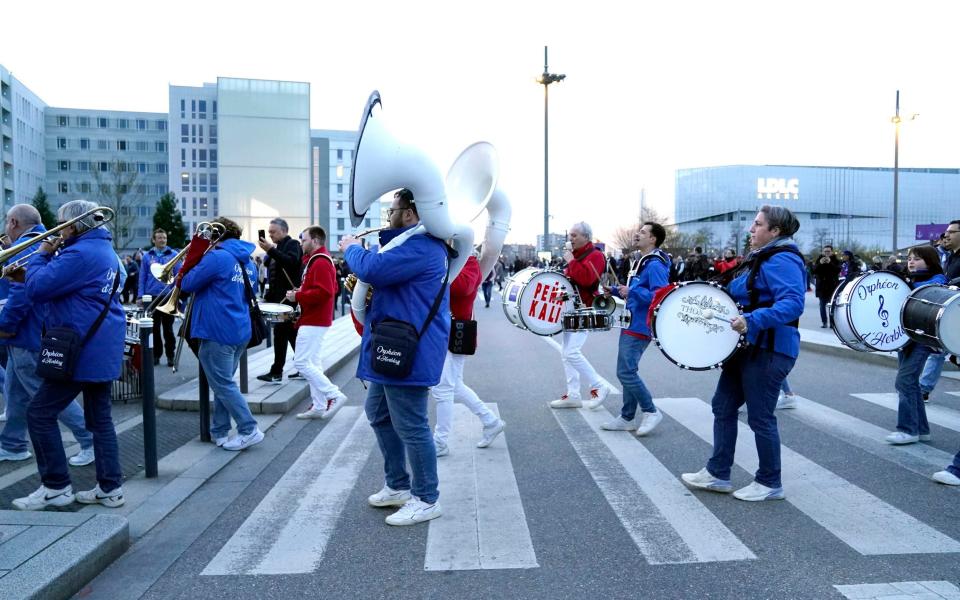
[529,300,539,318]
[538,303,549,320]
[533,282,543,300]
[549,305,561,323]
[541,284,551,302]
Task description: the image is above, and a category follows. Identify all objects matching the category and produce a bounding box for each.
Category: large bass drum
[650,281,744,370]
[502,267,576,336]
[901,284,960,355]
[829,271,910,352]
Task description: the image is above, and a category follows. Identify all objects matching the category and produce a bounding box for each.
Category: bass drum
[502,267,576,336]
[650,281,744,370]
[901,284,960,355]
[830,271,910,352]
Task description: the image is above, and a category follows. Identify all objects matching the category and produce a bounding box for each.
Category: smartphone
[258,229,266,241]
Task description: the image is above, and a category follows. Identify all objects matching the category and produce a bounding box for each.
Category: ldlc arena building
[674,165,959,253]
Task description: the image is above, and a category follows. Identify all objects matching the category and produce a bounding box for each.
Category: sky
[4,0,960,247]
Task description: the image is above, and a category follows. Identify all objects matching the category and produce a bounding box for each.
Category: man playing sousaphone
[550,221,615,410]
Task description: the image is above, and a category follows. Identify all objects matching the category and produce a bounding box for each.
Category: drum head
[843,271,910,352]
[940,292,960,354]
[652,282,742,370]
[504,268,575,336]
[259,302,294,314]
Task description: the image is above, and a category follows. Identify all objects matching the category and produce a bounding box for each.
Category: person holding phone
[256,219,303,383]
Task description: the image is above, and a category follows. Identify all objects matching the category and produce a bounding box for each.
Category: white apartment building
[0,64,46,209]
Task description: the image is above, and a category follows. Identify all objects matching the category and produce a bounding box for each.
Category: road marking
[202,407,373,575]
[553,406,755,564]
[947,391,960,399]
[782,396,954,478]
[658,397,960,555]
[541,335,621,394]
[853,392,960,432]
[834,580,960,599]
[425,404,537,571]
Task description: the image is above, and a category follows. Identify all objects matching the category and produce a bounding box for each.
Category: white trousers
[294,325,341,408]
[431,351,498,444]
[562,330,602,398]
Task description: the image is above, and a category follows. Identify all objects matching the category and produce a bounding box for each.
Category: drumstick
[280,268,296,289]
[701,309,734,324]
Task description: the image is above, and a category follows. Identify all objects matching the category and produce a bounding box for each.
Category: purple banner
[916,224,949,241]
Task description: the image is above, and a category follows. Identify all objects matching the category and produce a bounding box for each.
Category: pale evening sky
[3,0,959,247]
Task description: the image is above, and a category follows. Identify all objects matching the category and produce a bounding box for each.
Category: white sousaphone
[348,91,499,329]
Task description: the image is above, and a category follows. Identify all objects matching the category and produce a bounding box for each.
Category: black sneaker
[256,373,282,383]
[153,356,161,366]
[820,323,828,328]
[167,358,175,367]
[923,392,930,403]
[289,371,302,379]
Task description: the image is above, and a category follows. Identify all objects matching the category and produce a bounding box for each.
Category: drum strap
[744,245,804,352]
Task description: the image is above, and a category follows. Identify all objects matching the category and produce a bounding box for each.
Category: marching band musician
[430,250,505,457]
[14,200,126,510]
[682,205,805,502]
[257,218,303,383]
[181,217,264,451]
[600,222,670,435]
[287,226,348,420]
[139,228,181,367]
[338,188,448,527]
[550,221,614,410]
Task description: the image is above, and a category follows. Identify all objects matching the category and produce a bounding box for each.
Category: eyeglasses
[386,207,409,217]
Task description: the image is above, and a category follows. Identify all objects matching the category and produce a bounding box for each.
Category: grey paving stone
[0,524,28,544]
[0,525,73,570]
[919,581,960,598]
[0,510,92,527]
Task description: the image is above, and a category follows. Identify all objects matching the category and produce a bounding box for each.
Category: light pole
[537,46,565,252]
[890,90,918,254]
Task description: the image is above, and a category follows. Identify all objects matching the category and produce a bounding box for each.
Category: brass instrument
[154,225,225,317]
[150,222,224,285]
[343,273,373,303]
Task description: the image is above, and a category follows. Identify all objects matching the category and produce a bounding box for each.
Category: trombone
[149,222,225,286]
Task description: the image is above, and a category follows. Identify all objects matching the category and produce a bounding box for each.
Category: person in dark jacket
[121,255,139,304]
[811,245,841,328]
[14,200,126,511]
[340,188,448,527]
[943,220,960,282]
[257,218,303,382]
[839,249,861,281]
[139,229,181,366]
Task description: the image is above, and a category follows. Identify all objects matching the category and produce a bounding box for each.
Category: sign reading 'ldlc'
[757,178,799,200]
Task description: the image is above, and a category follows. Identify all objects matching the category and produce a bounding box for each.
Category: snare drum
[502,267,576,336]
[562,308,613,332]
[829,271,910,352]
[650,281,744,370]
[259,302,300,324]
[901,284,960,355]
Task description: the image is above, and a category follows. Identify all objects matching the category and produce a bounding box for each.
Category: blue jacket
[181,239,258,346]
[610,249,670,338]
[139,245,181,299]
[345,226,450,387]
[0,225,47,351]
[910,272,948,289]
[25,227,126,381]
[727,240,806,358]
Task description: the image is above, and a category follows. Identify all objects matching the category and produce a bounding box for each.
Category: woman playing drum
[681,205,805,502]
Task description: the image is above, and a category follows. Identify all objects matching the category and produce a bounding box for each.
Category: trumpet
[150,222,224,285]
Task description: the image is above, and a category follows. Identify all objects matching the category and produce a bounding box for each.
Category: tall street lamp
[537,46,565,252]
[891,89,918,254]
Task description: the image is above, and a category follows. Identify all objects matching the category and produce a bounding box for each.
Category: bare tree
[89,159,145,252]
[611,223,641,251]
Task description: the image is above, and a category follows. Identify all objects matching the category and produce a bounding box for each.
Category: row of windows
[58,160,168,174]
[179,123,218,144]
[180,196,219,217]
[179,99,217,120]
[55,115,167,130]
[55,137,167,153]
[55,181,168,195]
[179,172,218,193]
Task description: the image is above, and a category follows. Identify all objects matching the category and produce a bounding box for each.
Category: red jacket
[450,256,481,320]
[564,241,606,306]
[295,246,336,327]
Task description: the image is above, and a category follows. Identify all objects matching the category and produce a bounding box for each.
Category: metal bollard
[240,349,248,394]
[138,318,158,478]
[199,365,211,442]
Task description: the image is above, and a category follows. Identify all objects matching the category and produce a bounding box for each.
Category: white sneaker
[681,468,733,493]
[600,415,637,431]
[435,438,450,457]
[776,394,797,410]
[920,434,932,442]
[549,394,582,409]
[932,470,960,486]
[636,410,663,436]
[214,436,229,447]
[0,447,32,462]
[13,485,74,510]
[0,411,6,422]
[582,385,611,410]
[69,447,95,467]
[222,428,264,451]
[321,393,347,420]
[477,419,505,448]
[885,431,919,445]
[733,481,785,502]
[385,498,442,526]
[368,485,412,507]
[296,406,326,419]
[76,484,125,508]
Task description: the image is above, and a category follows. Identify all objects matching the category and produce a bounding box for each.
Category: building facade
[1,65,46,209]
[168,83,218,238]
[674,165,960,254]
[45,107,169,251]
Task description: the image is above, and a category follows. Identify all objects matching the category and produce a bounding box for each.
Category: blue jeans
[818,298,829,326]
[707,350,795,489]
[781,378,792,395]
[895,344,932,436]
[481,281,493,306]
[616,333,655,420]
[199,340,257,438]
[27,380,121,493]
[920,352,946,395]
[364,382,438,504]
[1,347,92,454]
[948,448,960,478]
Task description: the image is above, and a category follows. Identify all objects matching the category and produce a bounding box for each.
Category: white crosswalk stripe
[202,407,374,575]
[853,392,960,431]
[553,405,755,564]
[657,397,960,555]
[425,404,537,571]
[947,391,960,399]
[541,335,621,394]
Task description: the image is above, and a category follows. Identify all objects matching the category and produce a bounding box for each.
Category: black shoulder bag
[370,263,450,378]
[38,270,120,381]
[236,257,269,348]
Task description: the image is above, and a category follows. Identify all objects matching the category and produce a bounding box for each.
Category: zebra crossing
[200,390,960,576]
